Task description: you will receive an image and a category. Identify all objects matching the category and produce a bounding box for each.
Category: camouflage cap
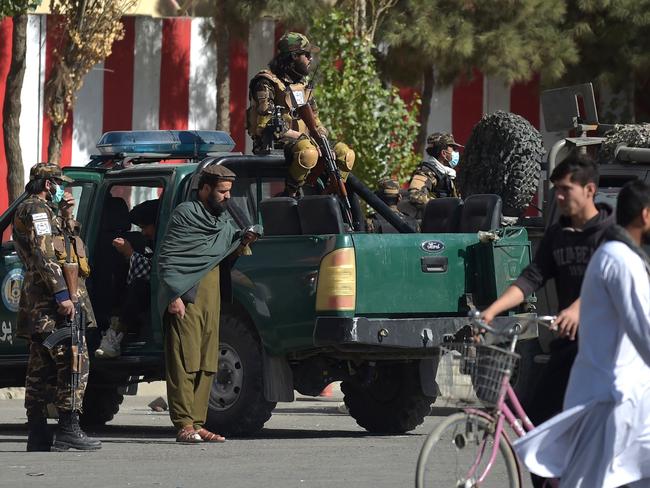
[426,132,464,149]
[29,163,74,183]
[277,32,320,56]
[201,164,236,180]
[377,177,400,197]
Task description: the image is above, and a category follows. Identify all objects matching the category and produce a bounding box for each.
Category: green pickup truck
[0,130,533,435]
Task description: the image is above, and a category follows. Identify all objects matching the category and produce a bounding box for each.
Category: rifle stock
[295,103,354,227]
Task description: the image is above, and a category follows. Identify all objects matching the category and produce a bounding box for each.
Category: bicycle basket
[435,343,520,407]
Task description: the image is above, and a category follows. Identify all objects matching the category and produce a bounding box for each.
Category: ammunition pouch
[53,235,90,278]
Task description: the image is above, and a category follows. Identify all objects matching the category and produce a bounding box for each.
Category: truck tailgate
[351,233,480,315]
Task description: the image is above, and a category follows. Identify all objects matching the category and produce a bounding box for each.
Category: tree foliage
[0,0,40,18]
[45,0,133,163]
[382,0,577,87]
[311,9,420,185]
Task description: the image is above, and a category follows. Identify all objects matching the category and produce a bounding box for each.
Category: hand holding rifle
[294,102,354,226]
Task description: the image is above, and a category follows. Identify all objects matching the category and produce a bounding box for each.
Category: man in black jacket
[481,152,614,486]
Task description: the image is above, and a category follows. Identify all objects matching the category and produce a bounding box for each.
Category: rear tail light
[315,248,356,311]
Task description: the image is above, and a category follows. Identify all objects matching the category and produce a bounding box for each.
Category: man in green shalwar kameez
[156,165,258,443]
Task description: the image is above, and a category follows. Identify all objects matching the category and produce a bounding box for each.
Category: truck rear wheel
[205,313,276,436]
[458,110,544,216]
[341,362,434,434]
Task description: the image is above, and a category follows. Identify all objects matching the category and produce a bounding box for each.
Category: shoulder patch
[32,213,52,236]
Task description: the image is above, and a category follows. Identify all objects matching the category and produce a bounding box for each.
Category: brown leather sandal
[176,426,202,444]
[195,428,226,443]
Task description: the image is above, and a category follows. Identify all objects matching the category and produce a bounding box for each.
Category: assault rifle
[295,102,354,227]
[43,257,84,411]
[260,106,286,154]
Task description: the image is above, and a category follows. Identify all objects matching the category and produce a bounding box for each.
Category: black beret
[129,199,160,226]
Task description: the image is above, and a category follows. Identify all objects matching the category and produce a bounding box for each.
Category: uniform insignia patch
[292,90,305,105]
[32,213,51,236]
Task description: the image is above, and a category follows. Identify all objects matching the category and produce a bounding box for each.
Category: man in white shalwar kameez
[513,180,650,488]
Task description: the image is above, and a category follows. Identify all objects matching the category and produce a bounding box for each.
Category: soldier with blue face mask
[407,132,462,210]
[13,163,101,452]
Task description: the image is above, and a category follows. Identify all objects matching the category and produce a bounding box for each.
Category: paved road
[0,394,533,488]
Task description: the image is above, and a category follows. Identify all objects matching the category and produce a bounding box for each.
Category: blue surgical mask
[50,182,65,204]
[450,151,460,168]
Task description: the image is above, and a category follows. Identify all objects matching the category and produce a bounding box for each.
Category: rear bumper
[313,315,538,357]
[313,316,466,356]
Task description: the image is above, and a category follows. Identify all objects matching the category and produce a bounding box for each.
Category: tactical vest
[53,233,91,278]
[421,161,455,198]
[246,69,313,139]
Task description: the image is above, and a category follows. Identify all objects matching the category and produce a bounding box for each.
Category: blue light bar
[96,130,235,156]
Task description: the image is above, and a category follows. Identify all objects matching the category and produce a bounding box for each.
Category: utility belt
[53,234,90,278]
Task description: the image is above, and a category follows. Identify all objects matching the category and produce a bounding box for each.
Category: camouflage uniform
[247,32,355,192]
[13,165,96,418]
[408,132,462,209]
[367,177,419,233]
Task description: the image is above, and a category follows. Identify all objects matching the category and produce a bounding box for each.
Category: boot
[53,411,102,451]
[26,415,52,452]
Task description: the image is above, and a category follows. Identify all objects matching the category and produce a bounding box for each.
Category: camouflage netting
[458,111,545,217]
[597,124,650,164]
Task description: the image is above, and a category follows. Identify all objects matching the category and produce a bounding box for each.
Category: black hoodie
[514,203,615,310]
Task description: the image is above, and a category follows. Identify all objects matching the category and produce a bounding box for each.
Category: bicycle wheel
[416,412,520,488]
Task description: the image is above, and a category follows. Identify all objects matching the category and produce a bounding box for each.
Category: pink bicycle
[415,313,557,488]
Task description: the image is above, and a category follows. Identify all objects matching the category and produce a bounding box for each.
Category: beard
[290,60,310,78]
[206,194,226,217]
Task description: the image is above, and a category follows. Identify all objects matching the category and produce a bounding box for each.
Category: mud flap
[262,351,294,402]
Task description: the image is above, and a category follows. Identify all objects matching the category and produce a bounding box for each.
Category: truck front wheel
[205,313,276,436]
[342,362,434,434]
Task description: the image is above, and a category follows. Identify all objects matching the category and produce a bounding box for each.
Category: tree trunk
[3,15,27,202]
[45,68,68,165]
[214,2,230,132]
[416,65,435,156]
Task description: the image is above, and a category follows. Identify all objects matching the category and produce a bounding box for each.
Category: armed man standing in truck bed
[247,32,355,198]
[13,163,101,452]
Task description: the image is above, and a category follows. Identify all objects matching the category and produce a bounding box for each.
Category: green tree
[561,0,650,122]
[380,0,577,151]
[44,0,133,164]
[311,9,420,185]
[1,0,40,202]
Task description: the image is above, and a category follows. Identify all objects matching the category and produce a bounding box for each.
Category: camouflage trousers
[24,336,89,417]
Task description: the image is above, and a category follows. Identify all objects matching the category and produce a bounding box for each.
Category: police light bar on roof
[96,130,235,156]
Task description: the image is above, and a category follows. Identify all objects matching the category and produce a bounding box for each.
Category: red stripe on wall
[0,18,13,212]
[510,74,540,129]
[452,70,484,145]
[159,18,191,130]
[103,16,135,132]
[41,15,73,166]
[229,37,248,152]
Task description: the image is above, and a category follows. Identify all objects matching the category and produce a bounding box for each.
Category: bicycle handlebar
[468,310,557,339]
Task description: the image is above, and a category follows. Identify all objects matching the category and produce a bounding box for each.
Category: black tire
[598,123,650,164]
[80,383,124,426]
[416,412,520,488]
[458,111,544,217]
[341,362,434,434]
[205,313,276,436]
